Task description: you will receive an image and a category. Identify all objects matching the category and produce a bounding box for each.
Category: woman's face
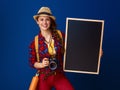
[37,16,51,31]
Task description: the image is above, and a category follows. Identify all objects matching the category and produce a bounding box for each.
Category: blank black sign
[63,18,104,74]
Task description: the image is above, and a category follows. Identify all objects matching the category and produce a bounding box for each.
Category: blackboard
[63,18,104,74]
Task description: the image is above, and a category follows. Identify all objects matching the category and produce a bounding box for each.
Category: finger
[43,58,49,61]
[43,61,49,66]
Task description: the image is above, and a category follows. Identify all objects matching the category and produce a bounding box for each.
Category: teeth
[42,25,47,27]
[43,25,46,26]
[44,27,46,28]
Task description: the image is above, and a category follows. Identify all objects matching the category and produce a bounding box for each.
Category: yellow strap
[34,35,40,62]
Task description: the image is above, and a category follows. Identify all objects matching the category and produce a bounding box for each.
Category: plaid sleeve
[29,40,37,68]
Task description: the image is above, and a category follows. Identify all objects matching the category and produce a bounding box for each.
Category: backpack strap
[34,35,40,62]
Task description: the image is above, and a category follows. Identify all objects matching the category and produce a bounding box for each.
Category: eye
[45,17,50,21]
[46,18,50,21]
[40,18,44,21]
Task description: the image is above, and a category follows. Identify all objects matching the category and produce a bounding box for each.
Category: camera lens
[49,60,57,70]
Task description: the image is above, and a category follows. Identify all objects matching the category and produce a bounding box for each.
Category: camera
[49,58,58,70]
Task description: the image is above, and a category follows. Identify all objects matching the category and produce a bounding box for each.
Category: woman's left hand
[100,48,103,57]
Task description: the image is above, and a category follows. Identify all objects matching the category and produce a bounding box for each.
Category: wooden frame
[63,18,104,74]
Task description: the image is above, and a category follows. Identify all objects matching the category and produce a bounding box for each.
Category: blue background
[0,0,120,90]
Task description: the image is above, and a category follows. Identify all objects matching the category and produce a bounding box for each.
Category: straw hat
[33,7,55,21]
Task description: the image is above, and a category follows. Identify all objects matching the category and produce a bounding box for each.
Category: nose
[43,20,47,25]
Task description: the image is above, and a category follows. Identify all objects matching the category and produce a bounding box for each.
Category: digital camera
[49,58,58,70]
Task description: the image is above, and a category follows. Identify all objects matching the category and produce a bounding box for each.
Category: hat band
[37,12,52,16]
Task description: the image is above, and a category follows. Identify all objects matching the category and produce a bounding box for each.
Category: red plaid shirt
[29,31,65,72]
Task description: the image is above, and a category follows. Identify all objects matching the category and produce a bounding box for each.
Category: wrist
[34,62,44,69]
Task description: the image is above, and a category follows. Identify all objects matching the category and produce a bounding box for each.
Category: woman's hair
[50,18,64,54]
[50,18,57,30]
[36,16,64,54]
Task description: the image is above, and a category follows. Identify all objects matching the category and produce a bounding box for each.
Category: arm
[29,40,49,69]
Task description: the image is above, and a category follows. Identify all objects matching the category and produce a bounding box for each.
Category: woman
[29,7,74,90]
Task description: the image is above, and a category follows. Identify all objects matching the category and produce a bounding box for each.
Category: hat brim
[33,14,55,21]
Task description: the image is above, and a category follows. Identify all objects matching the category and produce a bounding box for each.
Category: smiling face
[37,16,51,31]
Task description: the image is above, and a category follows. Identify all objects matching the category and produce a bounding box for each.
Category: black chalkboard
[63,18,104,74]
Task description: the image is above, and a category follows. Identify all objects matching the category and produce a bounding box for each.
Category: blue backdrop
[0,0,120,90]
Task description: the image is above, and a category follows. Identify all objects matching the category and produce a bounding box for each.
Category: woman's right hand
[41,58,49,68]
[34,58,49,69]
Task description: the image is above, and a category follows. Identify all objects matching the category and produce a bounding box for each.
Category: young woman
[29,7,74,90]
